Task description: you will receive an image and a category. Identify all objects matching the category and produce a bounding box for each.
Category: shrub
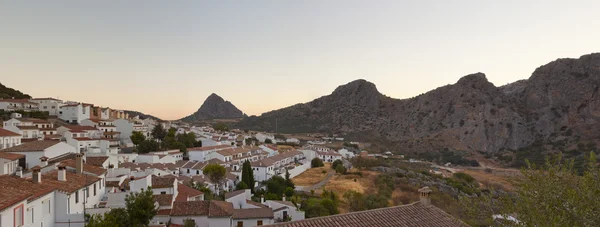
[484,168,493,173]
[311,158,324,168]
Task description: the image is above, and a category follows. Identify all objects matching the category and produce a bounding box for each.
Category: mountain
[236,53,600,155]
[123,110,162,121]
[181,93,244,122]
[0,83,31,99]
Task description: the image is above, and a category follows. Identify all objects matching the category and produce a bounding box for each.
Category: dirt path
[295,170,335,192]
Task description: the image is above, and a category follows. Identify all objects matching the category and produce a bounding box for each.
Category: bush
[321,170,327,174]
[484,168,493,173]
[332,160,344,170]
[453,172,475,183]
[311,158,324,168]
[335,165,346,174]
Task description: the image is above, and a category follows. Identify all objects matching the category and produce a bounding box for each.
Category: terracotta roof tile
[152,176,176,189]
[225,189,246,200]
[60,159,107,176]
[153,194,173,206]
[246,200,269,208]
[39,170,102,194]
[170,201,210,216]
[0,128,21,137]
[63,125,98,131]
[175,184,204,202]
[0,152,25,160]
[264,202,467,227]
[0,175,56,210]
[233,208,274,219]
[157,209,172,215]
[86,156,109,166]
[1,140,60,152]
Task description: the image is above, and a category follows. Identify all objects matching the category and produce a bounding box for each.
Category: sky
[1,1,599,120]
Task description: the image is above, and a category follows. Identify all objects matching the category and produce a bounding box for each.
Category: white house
[264,199,305,222]
[59,103,92,124]
[188,145,233,162]
[57,125,103,139]
[30,97,64,116]
[0,98,39,112]
[255,133,274,143]
[337,148,356,159]
[2,118,43,140]
[1,140,76,169]
[0,152,25,175]
[0,127,22,149]
[317,150,343,163]
[0,173,56,227]
[251,151,304,182]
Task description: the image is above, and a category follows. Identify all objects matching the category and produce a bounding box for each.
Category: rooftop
[153,194,174,206]
[0,140,60,152]
[170,200,234,217]
[224,189,246,200]
[85,156,109,166]
[60,159,107,176]
[264,202,467,227]
[0,152,25,161]
[39,170,102,194]
[0,175,56,211]
[152,176,176,189]
[233,208,274,219]
[0,128,20,137]
[175,184,204,202]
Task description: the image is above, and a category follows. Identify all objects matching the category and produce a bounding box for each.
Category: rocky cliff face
[181,93,244,121]
[236,53,600,154]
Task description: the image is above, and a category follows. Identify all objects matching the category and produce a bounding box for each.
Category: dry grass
[320,169,381,214]
[292,163,332,186]
[461,169,518,191]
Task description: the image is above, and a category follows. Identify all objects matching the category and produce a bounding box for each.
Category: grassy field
[461,168,519,191]
[320,169,381,213]
[292,163,332,186]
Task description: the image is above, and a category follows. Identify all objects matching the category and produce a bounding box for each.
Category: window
[43,199,51,215]
[27,207,33,224]
[87,187,90,198]
[187,169,190,174]
[196,170,199,175]
[14,204,23,227]
[161,191,166,195]
[283,211,288,220]
[237,221,243,227]
[94,183,97,196]
[257,220,263,226]
[75,190,79,203]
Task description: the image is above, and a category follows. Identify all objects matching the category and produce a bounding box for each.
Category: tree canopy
[241,160,255,193]
[311,158,324,168]
[86,187,157,227]
[151,124,167,141]
[130,131,146,147]
[203,163,227,191]
[460,152,600,226]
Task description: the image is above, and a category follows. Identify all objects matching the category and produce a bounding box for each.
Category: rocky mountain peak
[331,79,380,98]
[180,93,244,122]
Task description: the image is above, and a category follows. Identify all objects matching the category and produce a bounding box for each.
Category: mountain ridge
[236,53,600,155]
[180,93,245,122]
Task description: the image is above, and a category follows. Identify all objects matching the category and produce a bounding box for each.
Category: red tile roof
[225,189,247,200]
[157,209,172,215]
[0,175,56,211]
[0,128,20,137]
[264,202,467,227]
[0,152,25,160]
[0,140,60,152]
[175,184,204,202]
[153,194,174,206]
[64,125,98,131]
[60,159,107,176]
[72,137,98,141]
[170,201,236,217]
[246,200,269,208]
[188,145,232,151]
[39,170,102,194]
[152,176,176,189]
[86,156,109,166]
[233,208,274,219]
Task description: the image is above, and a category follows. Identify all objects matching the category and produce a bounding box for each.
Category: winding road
[295,170,335,192]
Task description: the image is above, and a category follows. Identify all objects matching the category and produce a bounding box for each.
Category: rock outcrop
[181,93,244,121]
[236,53,600,154]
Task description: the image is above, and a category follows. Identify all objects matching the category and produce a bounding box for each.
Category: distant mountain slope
[236,53,600,154]
[0,83,31,99]
[124,110,162,121]
[180,93,245,122]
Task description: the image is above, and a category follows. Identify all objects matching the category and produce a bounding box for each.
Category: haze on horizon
[1,1,599,120]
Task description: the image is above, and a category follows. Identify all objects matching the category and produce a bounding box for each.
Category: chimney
[282,195,286,201]
[58,165,67,181]
[76,153,84,174]
[32,166,42,183]
[261,195,265,204]
[40,156,49,167]
[419,187,432,206]
[16,166,23,178]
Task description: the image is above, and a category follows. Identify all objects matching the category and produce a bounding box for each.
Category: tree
[335,165,346,174]
[137,140,160,154]
[87,187,157,227]
[182,219,196,227]
[151,124,167,141]
[188,181,214,200]
[203,163,227,192]
[311,158,324,168]
[126,187,158,227]
[244,138,253,146]
[213,123,229,132]
[241,160,255,193]
[265,176,288,199]
[284,169,295,189]
[460,152,600,226]
[332,160,344,170]
[274,134,286,140]
[265,138,273,144]
[236,181,249,190]
[130,131,146,147]
[343,190,366,212]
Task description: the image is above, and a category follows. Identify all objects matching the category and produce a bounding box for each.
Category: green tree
[321,199,339,215]
[236,181,249,190]
[335,165,346,174]
[284,169,295,189]
[151,124,167,141]
[460,152,600,226]
[130,131,146,147]
[126,187,158,227]
[182,219,196,227]
[265,176,287,199]
[203,163,227,192]
[188,181,214,200]
[86,208,129,227]
[332,159,344,170]
[137,140,160,154]
[274,134,286,140]
[311,158,324,168]
[265,138,273,144]
[301,198,330,218]
[241,160,255,193]
[213,123,229,132]
[343,190,366,211]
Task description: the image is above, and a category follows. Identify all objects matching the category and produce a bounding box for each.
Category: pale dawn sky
[1,1,599,120]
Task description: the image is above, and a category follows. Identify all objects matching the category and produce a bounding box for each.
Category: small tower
[419,186,432,206]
